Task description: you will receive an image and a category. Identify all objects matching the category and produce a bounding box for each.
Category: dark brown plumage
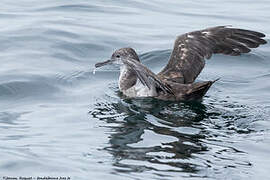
[95,26,267,101]
[158,26,267,84]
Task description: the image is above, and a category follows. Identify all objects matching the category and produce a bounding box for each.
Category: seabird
[94,26,267,101]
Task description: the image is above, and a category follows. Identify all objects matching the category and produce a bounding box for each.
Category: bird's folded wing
[158,26,267,84]
[122,58,174,95]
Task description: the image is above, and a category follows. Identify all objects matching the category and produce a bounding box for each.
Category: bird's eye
[116,55,120,58]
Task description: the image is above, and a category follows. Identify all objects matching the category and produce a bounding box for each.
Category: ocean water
[0,0,270,179]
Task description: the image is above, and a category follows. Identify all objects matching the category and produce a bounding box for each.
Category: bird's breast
[122,80,157,97]
[118,65,157,97]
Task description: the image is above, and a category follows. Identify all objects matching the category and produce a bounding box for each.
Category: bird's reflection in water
[90,92,255,177]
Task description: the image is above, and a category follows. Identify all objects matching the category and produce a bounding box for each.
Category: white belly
[118,65,157,98]
[122,80,157,98]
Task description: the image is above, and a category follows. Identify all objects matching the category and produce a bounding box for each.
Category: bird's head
[95,47,140,68]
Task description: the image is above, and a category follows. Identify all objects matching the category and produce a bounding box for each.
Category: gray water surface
[0,0,270,179]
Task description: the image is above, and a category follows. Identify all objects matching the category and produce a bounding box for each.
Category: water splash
[93,67,97,75]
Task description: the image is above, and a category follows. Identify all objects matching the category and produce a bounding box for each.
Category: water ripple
[90,94,266,178]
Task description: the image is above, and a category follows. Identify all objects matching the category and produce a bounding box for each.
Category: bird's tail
[185,78,220,100]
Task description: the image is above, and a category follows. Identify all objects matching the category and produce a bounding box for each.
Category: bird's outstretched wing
[158,26,267,84]
[122,58,174,95]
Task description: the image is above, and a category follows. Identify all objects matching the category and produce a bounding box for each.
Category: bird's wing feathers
[158,26,266,84]
[122,58,174,95]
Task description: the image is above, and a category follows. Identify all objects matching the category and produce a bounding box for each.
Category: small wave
[55,70,89,86]
[0,79,60,100]
[34,4,104,13]
[253,72,270,79]
[34,3,138,15]
[51,41,110,61]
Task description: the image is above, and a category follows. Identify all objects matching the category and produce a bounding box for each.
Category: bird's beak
[95,59,114,68]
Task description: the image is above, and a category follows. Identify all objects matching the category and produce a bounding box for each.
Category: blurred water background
[0,0,270,179]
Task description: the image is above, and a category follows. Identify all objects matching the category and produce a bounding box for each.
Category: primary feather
[158,26,266,84]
